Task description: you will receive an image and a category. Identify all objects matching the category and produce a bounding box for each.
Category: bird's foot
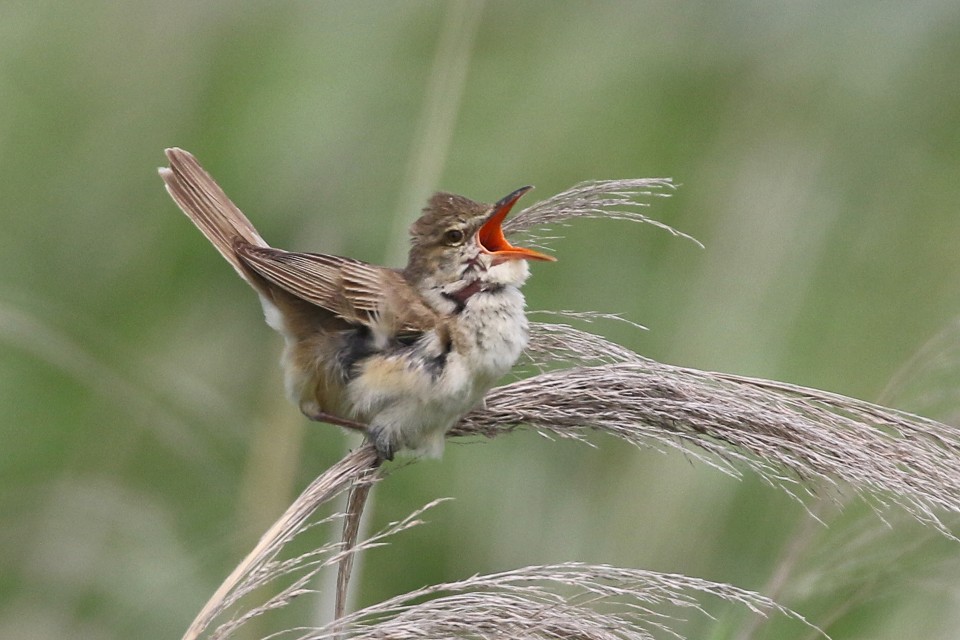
[365,426,397,462]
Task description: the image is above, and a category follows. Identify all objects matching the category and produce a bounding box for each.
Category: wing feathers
[237,246,434,331]
[160,148,438,333]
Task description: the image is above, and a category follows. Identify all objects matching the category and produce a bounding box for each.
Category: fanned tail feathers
[159,147,268,286]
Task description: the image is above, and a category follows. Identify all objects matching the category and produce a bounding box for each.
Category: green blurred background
[3,1,960,638]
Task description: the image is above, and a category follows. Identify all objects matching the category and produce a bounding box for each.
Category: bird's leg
[305,410,369,434]
[306,410,395,461]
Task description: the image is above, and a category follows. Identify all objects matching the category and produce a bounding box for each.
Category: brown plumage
[159,148,553,459]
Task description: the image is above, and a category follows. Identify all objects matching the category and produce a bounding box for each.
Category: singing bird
[159,148,554,460]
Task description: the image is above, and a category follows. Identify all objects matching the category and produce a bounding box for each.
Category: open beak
[477,186,557,264]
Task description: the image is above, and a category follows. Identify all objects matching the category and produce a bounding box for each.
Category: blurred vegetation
[2,1,960,638]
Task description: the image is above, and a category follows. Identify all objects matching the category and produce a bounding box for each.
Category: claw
[366,426,397,461]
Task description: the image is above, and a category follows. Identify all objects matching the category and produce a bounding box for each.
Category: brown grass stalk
[182,445,381,640]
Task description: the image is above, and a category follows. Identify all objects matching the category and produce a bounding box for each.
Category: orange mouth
[477,186,556,263]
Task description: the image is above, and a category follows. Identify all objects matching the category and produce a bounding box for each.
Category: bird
[159,148,555,460]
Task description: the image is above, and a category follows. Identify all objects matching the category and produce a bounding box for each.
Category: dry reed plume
[185,449,822,640]
[461,320,960,535]
[180,178,960,640]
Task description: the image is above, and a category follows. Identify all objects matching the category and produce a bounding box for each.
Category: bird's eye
[443,228,465,245]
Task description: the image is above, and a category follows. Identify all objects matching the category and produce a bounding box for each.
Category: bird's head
[403,187,555,301]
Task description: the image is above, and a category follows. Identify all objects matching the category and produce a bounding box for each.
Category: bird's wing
[236,244,436,332]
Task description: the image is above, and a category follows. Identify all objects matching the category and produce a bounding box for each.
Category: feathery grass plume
[308,562,822,640]
[190,494,821,640]
[180,446,819,640]
[735,319,960,640]
[503,178,703,248]
[456,323,960,535]
[205,495,443,640]
[182,445,381,640]
[523,313,649,369]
